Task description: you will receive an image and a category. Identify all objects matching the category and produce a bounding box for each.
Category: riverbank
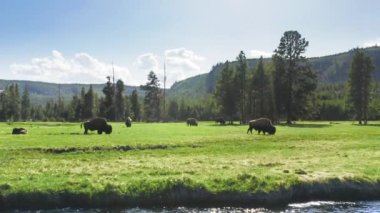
[0,121,379,210]
[0,179,379,210]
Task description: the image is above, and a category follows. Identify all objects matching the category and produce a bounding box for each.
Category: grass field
[0,121,379,209]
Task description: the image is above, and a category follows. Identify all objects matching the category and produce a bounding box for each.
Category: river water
[9,201,380,212]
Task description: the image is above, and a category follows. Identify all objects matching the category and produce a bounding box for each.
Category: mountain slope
[1,47,379,104]
[0,80,142,105]
[169,46,380,99]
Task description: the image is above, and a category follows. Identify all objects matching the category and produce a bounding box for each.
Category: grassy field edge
[1,178,379,210]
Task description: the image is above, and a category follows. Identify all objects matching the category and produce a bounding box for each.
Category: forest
[0,31,379,123]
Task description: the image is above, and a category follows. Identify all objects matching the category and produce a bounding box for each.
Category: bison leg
[84,128,88,134]
[97,130,103,134]
[247,127,252,134]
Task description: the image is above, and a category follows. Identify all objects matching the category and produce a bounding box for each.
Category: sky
[1,0,380,87]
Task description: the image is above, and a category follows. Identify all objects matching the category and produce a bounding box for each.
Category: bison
[186,118,198,126]
[82,118,112,134]
[12,128,27,134]
[215,117,226,125]
[125,117,132,127]
[247,118,276,135]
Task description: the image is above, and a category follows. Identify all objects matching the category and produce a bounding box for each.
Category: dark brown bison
[247,118,276,135]
[186,118,198,126]
[125,117,132,127]
[81,118,112,134]
[12,128,27,134]
[215,117,226,125]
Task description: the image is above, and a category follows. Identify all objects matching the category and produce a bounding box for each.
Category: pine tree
[130,89,141,121]
[214,61,237,124]
[21,87,31,121]
[83,85,95,119]
[5,84,21,121]
[235,51,248,124]
[250,56,270,118]
[178,100,188,120]
[115,80,125,121]
[70,95,82,121]
[273,30,316,124]
[348,48,375,124]
[168,99,179,121]
[102,76,115,120]
[124,95,131,117]
[140,71,161,121]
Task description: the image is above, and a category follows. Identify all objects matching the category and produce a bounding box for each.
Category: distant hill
[168,46,380,100]
[0,80,142,105]
[2,47,380,104]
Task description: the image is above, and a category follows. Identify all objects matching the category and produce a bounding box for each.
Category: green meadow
[0,121,379,208]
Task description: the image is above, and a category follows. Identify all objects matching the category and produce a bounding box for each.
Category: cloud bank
[10,48,206,87]
[135,48,205,87]
[10,50,133,84]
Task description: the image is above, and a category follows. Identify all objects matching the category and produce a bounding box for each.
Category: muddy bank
[0,179,379,210]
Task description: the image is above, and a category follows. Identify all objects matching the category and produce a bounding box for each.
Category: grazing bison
[12,128,27,134]
[215,117,226,125]
[82,118,112,134]
[186,118,198,126]
[247,118,276,135]
[125,117,132,127]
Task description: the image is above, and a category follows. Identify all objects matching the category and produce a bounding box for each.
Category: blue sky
[1,0,380,86]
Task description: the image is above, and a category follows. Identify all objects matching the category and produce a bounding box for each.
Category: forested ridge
[1,42,379,122]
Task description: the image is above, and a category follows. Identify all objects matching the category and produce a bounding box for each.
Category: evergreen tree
[0,90,6,121]
[214,61,237,124]
[249,56,270,118]
[82,85,95,119]
[178,100,188,120]
[4,84,21,121]
[168,99,179,121]
[140,71,161,121]
[33,105,44,121]
[130,89,141,121]
[273,30,316,124]
[235,51,248,124]
[272,54,287,121]
[115,80,125,121]
[70,95,82,121]
[21,87,31,121]
[348,48,375,124]
[102,76,115,120]
[124,95,131,118]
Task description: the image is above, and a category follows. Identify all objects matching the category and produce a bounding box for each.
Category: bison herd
[10,116,276,136]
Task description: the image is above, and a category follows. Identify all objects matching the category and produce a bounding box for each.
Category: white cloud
[134,53,159,71]
[249,49,272,58]
[164,48,205,86]
[134,48,205,87]
[10,50,134,85]
[362,38,380,47]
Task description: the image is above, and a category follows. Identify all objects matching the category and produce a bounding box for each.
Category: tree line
[0,70,215,122]
[214,31,376,124]
[0,30,376,124]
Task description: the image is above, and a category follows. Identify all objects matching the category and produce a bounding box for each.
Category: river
[9,201,380,212]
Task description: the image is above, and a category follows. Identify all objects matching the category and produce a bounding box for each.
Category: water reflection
[11,201,380,213]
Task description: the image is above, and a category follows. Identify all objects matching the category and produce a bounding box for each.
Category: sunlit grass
[0,121,379,199]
